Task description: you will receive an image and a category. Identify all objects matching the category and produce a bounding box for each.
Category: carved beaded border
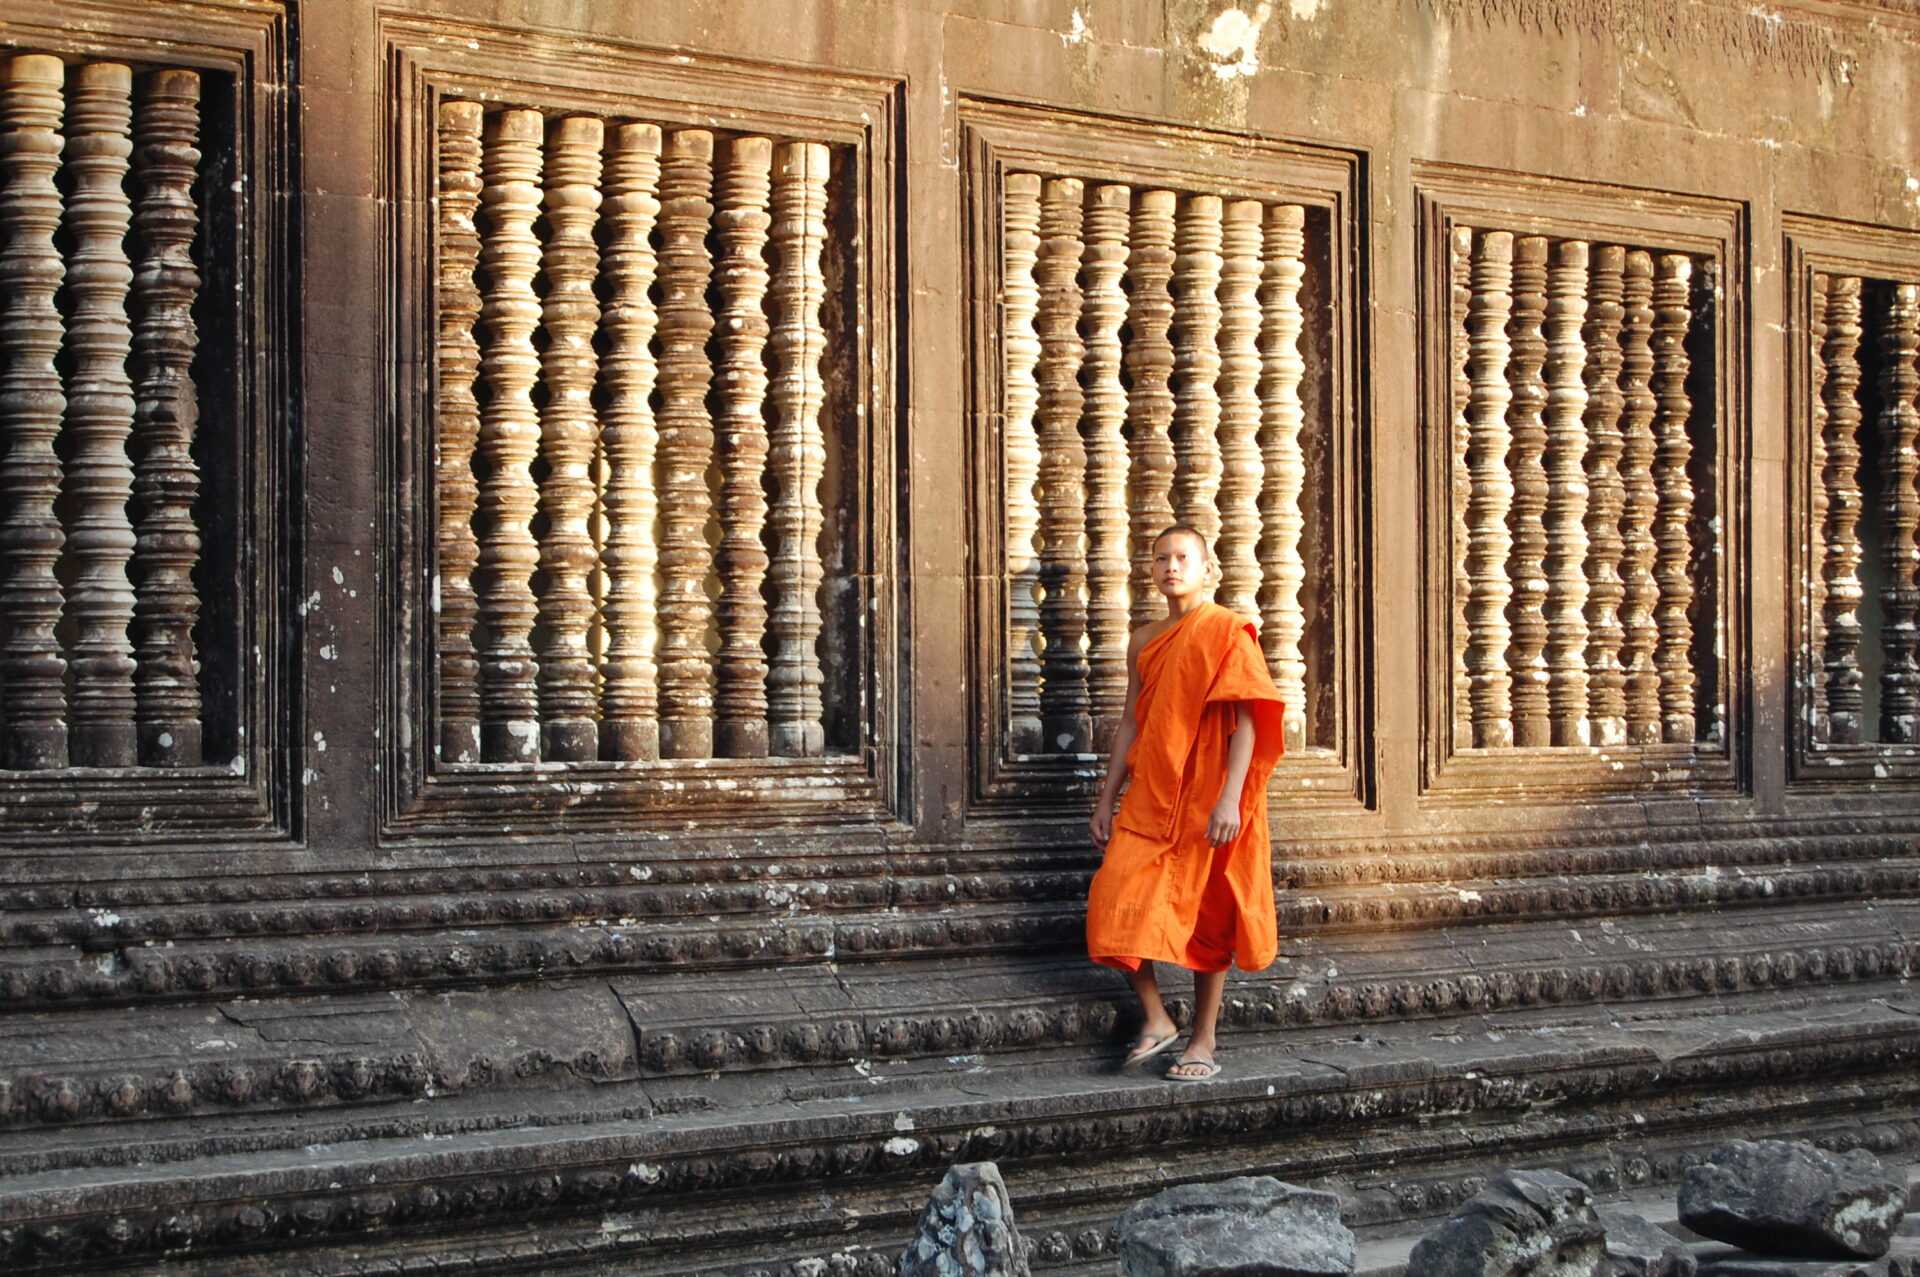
[1783,214,1920,786]
[1414,164,1749,800]
[0,2,293,845]
[3,1020,1913,1269]
[957,96,1372,822]
[378,17,904,838]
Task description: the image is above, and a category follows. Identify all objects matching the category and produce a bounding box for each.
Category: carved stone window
[1786,218,1920,784]
[384,23,898,835]
[0,7,291,841]
[962,101,1368,819]
[1418,170,1745,797]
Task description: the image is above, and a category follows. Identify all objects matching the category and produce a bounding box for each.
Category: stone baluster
[1651,253,1696,744]
[1820,275,1865,744]
[766,141,830,757]
[1258,203,1308,752]
[1003,174,1044,753]
[432,100,483,764]
[532,115,603,762]
[1806,272,1829,744]
[713,136,774,758]
[61,63,139,767]
[1504,235,1551,747]
[1449,225,1474,748]
[1123,189,1177,629]
[1215,199,1264,622]
[475,108,545,763]
[1036,177,1089,754]
[1080,184,1131,749]
[0,54,71,769]
[1543,239,1590,747]
[1618,251,1661,744]
[1878,282,1920,742]
[655,128,717,760]
[1171,194,1224,552]
[1465,231,1515,749]
[597,122,662,762]
[1581,245,1628,746]
[129,68,206,768]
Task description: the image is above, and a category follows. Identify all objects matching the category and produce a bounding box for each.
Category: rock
[1406,1169,1606,1277]
[1600,1208,1696,1277]
[898,1162,1030,1277]
[1115,1175,1355,1277]
[1690,1237,1920,1276]
[1679,1141,1906,1260]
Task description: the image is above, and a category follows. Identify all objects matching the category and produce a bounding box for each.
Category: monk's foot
[1166,1043,1220,1082]
[1121,1021,1179,1068]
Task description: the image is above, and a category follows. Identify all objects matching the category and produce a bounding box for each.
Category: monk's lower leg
[1188,968,1228,1056]
[1126,964,1177,1037]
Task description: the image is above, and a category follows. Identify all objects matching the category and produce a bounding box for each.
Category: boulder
[898,1162,1030,1277]
[1690,1237,1920,1276]
[1679,1141,1905,1260]
[1600,1208,1696,1277]
[1116,1176,1355,1277]
[1407,1169,1607,1277]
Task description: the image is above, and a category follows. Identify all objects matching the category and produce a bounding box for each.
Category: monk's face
[1151,531,1210,601]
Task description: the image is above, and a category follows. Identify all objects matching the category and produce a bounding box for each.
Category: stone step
[4,987,1920,1271]
[1,897,1912,1142]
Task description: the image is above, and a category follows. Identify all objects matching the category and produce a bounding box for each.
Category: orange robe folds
[1086,602,1286,975]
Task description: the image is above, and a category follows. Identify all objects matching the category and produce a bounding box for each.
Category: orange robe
[1086,602,1286,975]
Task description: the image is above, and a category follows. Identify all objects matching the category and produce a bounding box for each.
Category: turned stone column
[130,67,207,768]
[0,54,71,769]
[1504,235,1551,747]
[1465,231,1516,749]
[1123,189,1177,630]
[1081,184,1132,750]
[61,63,140,768]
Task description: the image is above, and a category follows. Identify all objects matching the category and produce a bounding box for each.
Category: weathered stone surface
[1407,1169,1606,1277]
[1679,1141,1906,1259]
[1601,1208,1697,1277]
[1116,1176,1355,1277]
[899,1162,1030,1277]
[1690,1237,1920,1276]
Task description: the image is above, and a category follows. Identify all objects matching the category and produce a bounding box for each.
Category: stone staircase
[0,876,1917,1273]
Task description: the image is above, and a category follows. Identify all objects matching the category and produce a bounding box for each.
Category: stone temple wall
[1,0,1919,1271]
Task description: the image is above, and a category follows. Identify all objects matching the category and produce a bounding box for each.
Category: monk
[1086,525,1285,1081]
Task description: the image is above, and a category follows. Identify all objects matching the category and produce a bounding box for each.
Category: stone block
[899,1161,1030,1277]
[1116,1176,1355,1277]
[1407,1169,1606,1277]
[1601,1208,1697,1277]
[1679,1141,1906,1259]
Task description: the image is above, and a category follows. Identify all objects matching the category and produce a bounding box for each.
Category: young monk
[1086,525,1285,1081]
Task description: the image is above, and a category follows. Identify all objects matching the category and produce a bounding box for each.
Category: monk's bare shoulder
[1128,618,1170,656]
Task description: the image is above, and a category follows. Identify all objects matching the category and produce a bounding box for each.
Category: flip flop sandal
[1121,1030,1179,1069]
[1165,1056,1222,1083]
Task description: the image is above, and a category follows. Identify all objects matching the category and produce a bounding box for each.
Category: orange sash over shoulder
[1086,603,1285,975]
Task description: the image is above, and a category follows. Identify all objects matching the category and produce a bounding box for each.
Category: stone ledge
[4,988,1920,1270]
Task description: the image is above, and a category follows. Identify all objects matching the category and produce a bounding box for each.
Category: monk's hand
[1207,795,1242,847]
[1090,798,1114,849]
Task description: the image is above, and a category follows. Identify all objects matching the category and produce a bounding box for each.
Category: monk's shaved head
[1152,524,1210,560]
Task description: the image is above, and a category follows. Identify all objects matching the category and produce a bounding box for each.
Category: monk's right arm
[1090,630,1147,848]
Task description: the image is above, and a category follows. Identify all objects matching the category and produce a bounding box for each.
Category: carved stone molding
[382,21,900,835]
[961,98,1368,820]
[1416,166,1744,798]
[1787,216,1920,785]
[0,8,290,841]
